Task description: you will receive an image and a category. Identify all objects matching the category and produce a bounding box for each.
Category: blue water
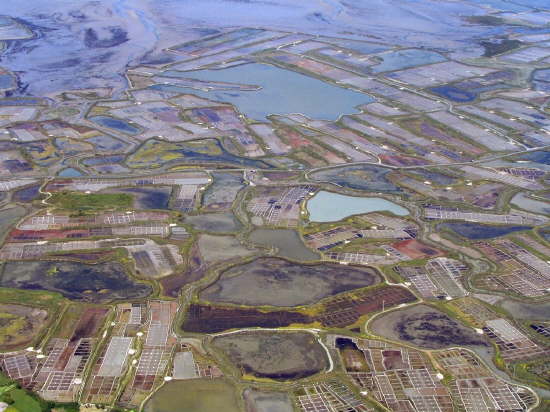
[429,86,477,102]
[0,16,12,26]
[307,191,409,222]
[533,69,550,82]
[89,116,141,135]
[517,151,550,165]
[156,63,374,120]
[533,68,550,91]
[116,187,170,209]
[0,74,15,90]
[12,184,41,202]
[372,49,446,73]
[58,167,84,177]
[440,223,532,239]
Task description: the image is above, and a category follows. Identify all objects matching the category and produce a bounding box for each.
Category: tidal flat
[200,257,381,307]
[0,261,152,303]
[185,212,243,233]
[248,228,320,261]
[369,304,488,350]
[212,330,329,380]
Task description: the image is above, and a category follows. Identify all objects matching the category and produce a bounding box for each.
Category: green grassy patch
[49,192,133,212]
[7,388,42,412]
[0,373,11,386]
[0,372,79,412]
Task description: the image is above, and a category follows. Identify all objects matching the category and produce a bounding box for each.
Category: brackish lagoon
[307,191,408,222]
[155,63,374,120]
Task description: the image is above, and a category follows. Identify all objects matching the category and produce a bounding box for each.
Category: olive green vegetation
[50,303,84,339]
[144,378,241,412]
[510,360,550,391]
[533,399,550,412]
[0,287,65,309]
[49,191,133,211]
[0,314,26,345]
[0,373,78,412]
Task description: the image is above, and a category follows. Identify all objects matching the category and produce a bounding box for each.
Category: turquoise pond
[155,63,374,120]
[306,191,409,222]
[58,167,84,177]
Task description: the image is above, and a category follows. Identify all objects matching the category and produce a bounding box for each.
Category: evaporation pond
[307,191,408,222]
[0,74,15,89]
[372,49,446,73]
[58,167,84,177]
[89,116,140,135]
[159,63,373,120]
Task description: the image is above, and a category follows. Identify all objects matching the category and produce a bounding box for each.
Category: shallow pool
[511,192,550,215]
[372,48,446,73]
[89,115,141,135]
[0,73,15,90]
[58,167,84,177]
[439,222,532,240]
